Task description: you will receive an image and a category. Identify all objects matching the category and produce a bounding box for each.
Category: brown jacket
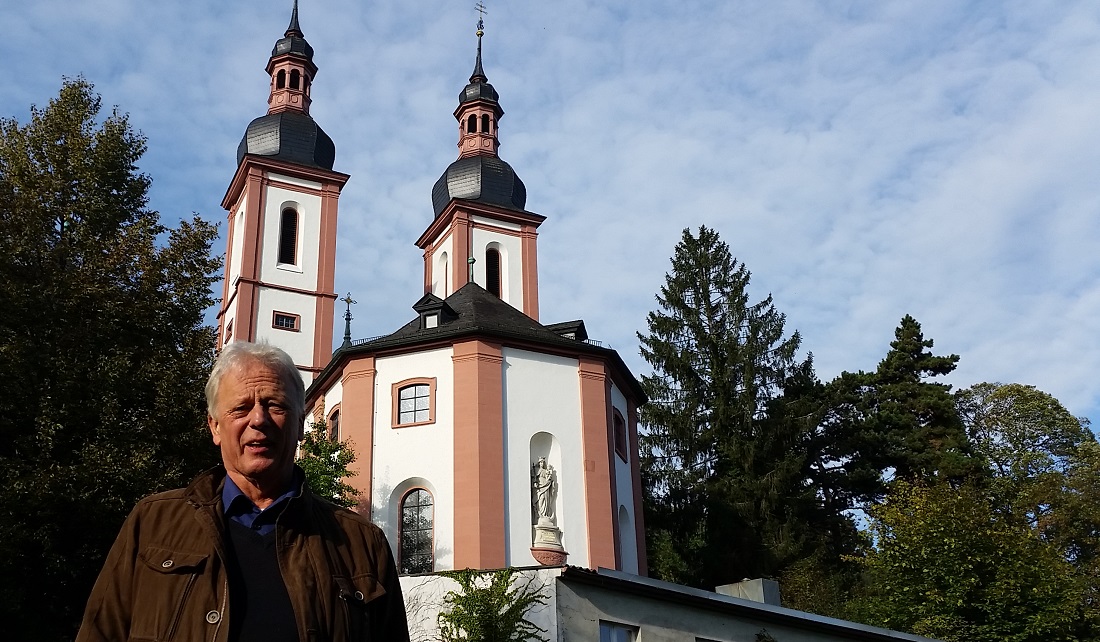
[76,467,409,642]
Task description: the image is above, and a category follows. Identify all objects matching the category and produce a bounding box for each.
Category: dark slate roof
[271,1,314,62]
[431,155,526,217]
[236,112,335,169]
[460,78,499,105]
[312,283,646,402]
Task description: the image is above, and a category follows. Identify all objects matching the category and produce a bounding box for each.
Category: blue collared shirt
[222,472,302,537]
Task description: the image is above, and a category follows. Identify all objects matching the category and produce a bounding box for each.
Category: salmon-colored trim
[521,225,539,321]
[577,356,616,569]
[313,181,341,373]
[451,339,506,569]
[415,199,544,249]
[390,377,437,428]
[628,401,647,575]
[453,210,472,292]
[235,277,339,300]
[606,378,622,570]
[341,356,377,517]
[234,166,265,342]
[396,487,436,574]
[222,155,348,212]
[217,203,238,345]
[423,246,433,295]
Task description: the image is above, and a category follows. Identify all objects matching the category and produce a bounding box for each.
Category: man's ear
[295,414,306,442]
[208,414,222,445]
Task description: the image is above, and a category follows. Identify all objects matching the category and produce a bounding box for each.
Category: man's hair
[205,341,305,419]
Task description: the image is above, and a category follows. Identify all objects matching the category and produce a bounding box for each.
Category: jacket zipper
[210,578,228,642]
[166,572,198,641]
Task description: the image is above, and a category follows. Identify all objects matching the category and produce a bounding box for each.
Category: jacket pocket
[335,573,386,640]
[131,547,209,642]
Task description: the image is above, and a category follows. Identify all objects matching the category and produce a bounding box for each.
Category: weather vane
[475,2,487,34]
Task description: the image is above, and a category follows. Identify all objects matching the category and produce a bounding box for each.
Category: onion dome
[236,112,335,170]
[432,17,525,217]
[431,155,527,216]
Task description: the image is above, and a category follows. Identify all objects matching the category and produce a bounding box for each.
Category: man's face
[207,359,302,491]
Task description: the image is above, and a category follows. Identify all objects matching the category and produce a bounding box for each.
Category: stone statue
[532,457,557,526]
[530,456,567,565]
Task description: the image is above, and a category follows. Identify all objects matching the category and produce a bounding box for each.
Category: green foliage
[852,481,1083,642]
[298,418,360,508]
[0,79,220,641]
[436,568,548,642]
[815,315,981,511]
[638,226,850,589]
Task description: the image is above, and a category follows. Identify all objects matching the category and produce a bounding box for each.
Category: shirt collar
[222,469,303,517]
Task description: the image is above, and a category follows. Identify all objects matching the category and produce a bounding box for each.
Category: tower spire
[286,0,303,37]
[472,4,487,82]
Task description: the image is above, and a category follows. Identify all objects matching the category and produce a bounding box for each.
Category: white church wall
[430,230,454,298]
[470,223,523,307]
[228,203,246,286]
[258,179,323,291]
[501,348,586,568]
[609,382,638,573]
[254,287,316,380]
[371,348,456,572]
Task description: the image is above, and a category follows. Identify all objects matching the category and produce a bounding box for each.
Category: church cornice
[222,154,350,210]
[416,198,545,249]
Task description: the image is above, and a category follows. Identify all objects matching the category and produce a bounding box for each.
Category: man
[77,342,409,641]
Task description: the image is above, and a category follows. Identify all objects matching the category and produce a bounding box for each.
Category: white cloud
[3,0,1099,420]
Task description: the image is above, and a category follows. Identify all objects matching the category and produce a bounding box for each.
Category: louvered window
[278,208,298,265]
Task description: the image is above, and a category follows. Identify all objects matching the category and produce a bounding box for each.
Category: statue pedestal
[531,524,567,566]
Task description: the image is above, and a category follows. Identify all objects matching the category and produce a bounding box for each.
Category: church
[214,5,936,641]
[214,3,646,578]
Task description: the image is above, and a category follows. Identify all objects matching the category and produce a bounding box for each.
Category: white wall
[470,220,523,308]
[371,348,456,571]
[430,230,454,298]
[228,200,246,287]
[254,287,316,375]
[609,382,638,573]
[501,348,586,568]
[258,175,323,291]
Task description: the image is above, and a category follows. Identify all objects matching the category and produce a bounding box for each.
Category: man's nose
[247,402,269,426]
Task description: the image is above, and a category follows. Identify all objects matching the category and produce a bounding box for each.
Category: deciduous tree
[0,79,220,641]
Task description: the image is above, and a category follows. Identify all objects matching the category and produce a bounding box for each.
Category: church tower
[417,19,544,320]
[217,1,349,383]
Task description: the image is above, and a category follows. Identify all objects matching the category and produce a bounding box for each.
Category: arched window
[467,114,477,133]
[276,69,286,89]
[397,384,430,425]
[290,69,301,90]
[400,489,433,574]
[278,207,298,265]
[486,248,501,297]
[481,114,490,133]
[613,409,627,461]
[328,409,340,441]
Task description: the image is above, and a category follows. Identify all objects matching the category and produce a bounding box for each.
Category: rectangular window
[223,320,233,345]
[599,621,638,642]
[613,410,628,462]
[272,311,300,331]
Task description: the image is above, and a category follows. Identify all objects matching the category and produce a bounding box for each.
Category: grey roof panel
[431,155,526,217]
[236,112,335,170]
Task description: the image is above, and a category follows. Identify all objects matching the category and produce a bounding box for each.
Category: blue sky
[5,1,1100,423]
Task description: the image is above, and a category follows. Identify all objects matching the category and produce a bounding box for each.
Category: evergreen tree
[0,79,220,640]
[815,315,980,510]
[638,226,836,588]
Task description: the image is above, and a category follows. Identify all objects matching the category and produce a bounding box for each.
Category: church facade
[215,5,647,577]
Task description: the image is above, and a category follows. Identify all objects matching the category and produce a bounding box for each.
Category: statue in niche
[530,456,566,564]
[532,457,558,526]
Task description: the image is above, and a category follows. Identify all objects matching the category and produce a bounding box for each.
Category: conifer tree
[815,315,980,510]
[638,226,832,588]
[0,79,220,640]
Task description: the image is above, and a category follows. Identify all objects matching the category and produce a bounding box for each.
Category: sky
[5,1,1100,423]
